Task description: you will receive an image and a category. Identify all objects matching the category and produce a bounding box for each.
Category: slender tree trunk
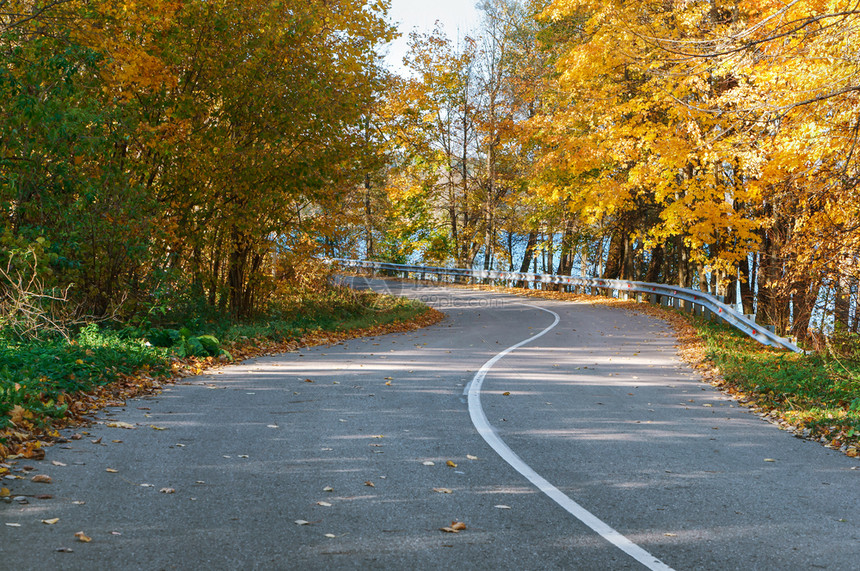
[645,244,663,283]
[364,173,374,259]
[557,219,575,276]
[835,271,852,331]
[739,254,755,315]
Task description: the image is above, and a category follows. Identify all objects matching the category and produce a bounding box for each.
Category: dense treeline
[1,0,393,328]
[355,0,860,342]
[2,1,859,345]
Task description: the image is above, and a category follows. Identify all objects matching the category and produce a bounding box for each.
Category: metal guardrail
[332,258,802,353]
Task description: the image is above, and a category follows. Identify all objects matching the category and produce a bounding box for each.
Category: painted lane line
[467,303,675,571]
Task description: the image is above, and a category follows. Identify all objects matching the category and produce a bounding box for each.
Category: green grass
[0,286,429,435]
[693,318,860,440]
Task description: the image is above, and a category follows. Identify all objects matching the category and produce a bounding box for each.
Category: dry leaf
[35,494,53,500]
[422,461,435,466]
[494,504,511,509]
[323,486,334,492]
[105,468,118,473]
[446,460,457,468]
[324,533,336,538]
[294,520,310,526]
[0,487,10,497]
[317,501,332,507]
[433,488,453,494]
[5,523,21,527]
[304,378,314,383]
[91,437,102,444]
[159,487,175,494]
[384,381,392,386]
[149,425,167,431]
[75,531,92,543]
[466,455,478,460]
[56,547,73,552]
[664,533,677,537]
[51,461,67,467]
[764,458,776,463]
[441,521,467,533]
[42,518,60,525]
[32,474,52,483]
[502,391,511,396]
[106,422,135,429]
[364,481,375,487]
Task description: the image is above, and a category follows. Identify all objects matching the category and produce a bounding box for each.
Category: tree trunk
[739,254,755,315]
[645,244,663,283]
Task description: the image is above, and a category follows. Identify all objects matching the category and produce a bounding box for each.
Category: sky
[383,0,482,74]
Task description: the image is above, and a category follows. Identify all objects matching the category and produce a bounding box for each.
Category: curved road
[2,280,859,569]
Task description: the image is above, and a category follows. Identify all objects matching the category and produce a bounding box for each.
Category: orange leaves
[440,521,467,533]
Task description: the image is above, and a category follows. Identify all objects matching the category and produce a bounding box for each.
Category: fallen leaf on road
[267,425,279,429]
[35,494,53,500]
[51,461,67,467]
[294,520,310,525]
[365,481,375,487]
[56,547,73,552]
[91,437,102,444]
[0,487,10,497]
[446,460,457,468]
[494,505,511,509]
[159,488,175,494]
[384,377,393,380]
[433,488,453,494]
[32,474,52,483]
[42,518,60,525]
[466,455,478,460]
[664,533,677,537]
[764,458,776,462]
[441,521,467,533]
[323,486,334,492]
[304,378,314,383]
[149,425,167,431]
[75,531,92,542]
[106,422,135,429]
[105,468,118,473]
[5,523,21,527]
[324,533,336,538]
[317,501,332,507]
[422,461,435,466]
[502,391,511,396]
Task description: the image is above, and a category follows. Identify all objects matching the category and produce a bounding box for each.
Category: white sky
[383,0,482,73]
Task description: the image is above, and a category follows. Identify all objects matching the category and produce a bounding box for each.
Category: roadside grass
[690,318,860,452]
[0,286,434,459]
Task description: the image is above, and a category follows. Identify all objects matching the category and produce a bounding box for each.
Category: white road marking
[466,303,675,571]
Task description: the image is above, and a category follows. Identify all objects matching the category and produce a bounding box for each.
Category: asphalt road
[2,280,859,570]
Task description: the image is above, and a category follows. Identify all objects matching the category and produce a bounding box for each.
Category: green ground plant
[0,286,429,440]
[692,318,860,444]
